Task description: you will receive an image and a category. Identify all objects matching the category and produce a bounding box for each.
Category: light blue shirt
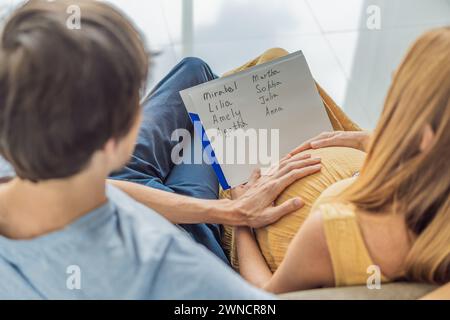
[0,156,14,178]
[0,185,273,300]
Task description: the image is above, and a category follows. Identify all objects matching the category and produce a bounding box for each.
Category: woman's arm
[236,210,335,294]
[235,227,273,288]
[420,283,450,300]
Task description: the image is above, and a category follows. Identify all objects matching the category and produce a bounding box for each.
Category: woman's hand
[230,153,321,228]
[289,131,371,156]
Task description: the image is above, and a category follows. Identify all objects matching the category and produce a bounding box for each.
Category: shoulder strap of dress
[320,203,388,286]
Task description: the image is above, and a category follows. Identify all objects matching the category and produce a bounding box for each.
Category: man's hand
[289,131,371,156]
[230,154,321,228]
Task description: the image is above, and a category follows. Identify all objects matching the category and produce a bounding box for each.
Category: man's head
[0,0,149,182]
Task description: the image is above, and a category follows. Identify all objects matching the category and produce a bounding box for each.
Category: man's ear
[103,138,118,156]
[419,124,435,152]
[102,138,125,172]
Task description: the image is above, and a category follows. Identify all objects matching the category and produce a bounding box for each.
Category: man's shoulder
[106,183,174,229]
[105,184,190,251]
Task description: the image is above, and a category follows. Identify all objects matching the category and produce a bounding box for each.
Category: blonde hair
[343,27,450,284]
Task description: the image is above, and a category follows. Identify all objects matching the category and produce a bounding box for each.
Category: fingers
[279,153,292,162]
[273,157,322,179]
[310,137,336,149]
[230,185,246,199]
[289,132,335,156]
[288,153,313,162]
[275,164,322,194]
[288,142,312,156]
[262,197,305,226]
[247,168,261,185]
[278,153,312,170]
[263,153,312,177]
[233,169,261,199]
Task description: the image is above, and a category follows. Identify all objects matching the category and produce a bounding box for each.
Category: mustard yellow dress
[312,178,389,286]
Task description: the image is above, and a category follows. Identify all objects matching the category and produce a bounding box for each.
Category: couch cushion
[280,282,438,300]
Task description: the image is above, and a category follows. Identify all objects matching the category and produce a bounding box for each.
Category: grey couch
[281,282,438,300]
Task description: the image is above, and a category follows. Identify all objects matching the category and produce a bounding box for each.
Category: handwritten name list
[202,81,248,136]
[252,68,284,116]
[201,67,285,136]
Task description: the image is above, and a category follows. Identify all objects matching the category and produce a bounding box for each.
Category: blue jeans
[110,57,228,264]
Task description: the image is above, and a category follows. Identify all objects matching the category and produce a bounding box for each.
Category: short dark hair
[0,0,149,181]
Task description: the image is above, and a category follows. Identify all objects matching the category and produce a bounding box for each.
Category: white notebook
[180,51,332,189]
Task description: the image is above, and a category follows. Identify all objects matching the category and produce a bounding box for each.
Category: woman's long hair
[342,27,450,284]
